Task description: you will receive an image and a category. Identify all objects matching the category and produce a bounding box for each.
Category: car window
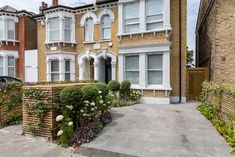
[4,77,21,83]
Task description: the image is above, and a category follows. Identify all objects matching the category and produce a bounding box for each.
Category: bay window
[101,15,111,40]
[48,17,60,42]
[51,60,60,81]
[125,55,139,84]
[0,57,3,76]
[0,20,3,40]
[65,60,71,81]
[124,1,139,33]
[147,54,163,85]
[85,18,94,42]
[64,17,72,42]
[7,56,15,77]
[146,0,163,30]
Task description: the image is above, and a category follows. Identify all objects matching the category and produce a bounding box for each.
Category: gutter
[178,0,182,103]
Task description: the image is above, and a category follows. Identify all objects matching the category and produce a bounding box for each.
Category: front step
[77,145,139,157]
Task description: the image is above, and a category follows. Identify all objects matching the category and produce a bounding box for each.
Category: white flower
[99,91,102,94]
[66,105,73,110]
[99,100,104,104]
[68,122,73,126]
[107,101,110,104]
[91,102,95,106]
[57,130,63,136]
[84,100,89,104]
[56,115,64,121]
[103,104,106,106]
[100,96,103,98]
[80,109,84,113]
[85,104,89,106]
[91,108,95,111]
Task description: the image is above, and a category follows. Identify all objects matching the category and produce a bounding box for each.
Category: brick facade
[196,0,235,84]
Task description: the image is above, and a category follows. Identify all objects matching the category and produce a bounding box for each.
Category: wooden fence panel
[187,68,209,100]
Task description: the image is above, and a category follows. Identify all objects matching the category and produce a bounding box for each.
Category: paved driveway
[78,103,234,157]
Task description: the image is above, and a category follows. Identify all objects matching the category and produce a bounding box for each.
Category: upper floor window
[0,20,3,40]
[101,15,111,40]
[48,17,60,42]
[124,1,139,33]
[85,18,94,42]
[7,20,15,40]
[64,17,72,42]
[146,0,163,30]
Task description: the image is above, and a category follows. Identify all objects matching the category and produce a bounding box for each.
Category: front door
[25,50,38,83]
[105,58,112,83]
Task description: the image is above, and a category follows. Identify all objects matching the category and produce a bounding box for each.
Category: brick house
[196,0,235,84]
[34,0,187,104]
[0,5,37,81]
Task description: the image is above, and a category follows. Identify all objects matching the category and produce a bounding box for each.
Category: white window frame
[84,18,94,42]
[0,56,3,75]
[147,53,163,85]
[48,17,60,42]
[6,19,15,41]
[64,17,72,42]
[118,0,171,36]
[7,56,15,77]
[64,59,71,81]
[124,54,140,85]
[0,19,4,40]
[101,14,112,40]
[50,59,60,82]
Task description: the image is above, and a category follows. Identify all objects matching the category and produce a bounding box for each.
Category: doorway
[99,57,112,83]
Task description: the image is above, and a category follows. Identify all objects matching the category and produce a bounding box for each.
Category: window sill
[45,41,77,45]
[99,39,112,43]
[83,41,96,44]
[131,85,172,91]
[0,39,20,43]
[117,27,172,38]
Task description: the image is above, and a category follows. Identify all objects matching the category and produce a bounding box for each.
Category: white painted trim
[0,50,18,77]
[46,51,76,82]
[80,11,98,27]
[97,9,115,23]
[170,97,187,103]
[0,50,19,58]
[140,97,170,105]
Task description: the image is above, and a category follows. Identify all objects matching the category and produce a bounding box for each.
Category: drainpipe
[178,0,182,103]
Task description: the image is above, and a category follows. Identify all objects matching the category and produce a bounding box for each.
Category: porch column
[46,59,51,81]
[59,57,65,81]
[118,54,124,82]
[111,62,116,80]
[79,62,84,80]
[70,60,76,81]
[94,61,99,81]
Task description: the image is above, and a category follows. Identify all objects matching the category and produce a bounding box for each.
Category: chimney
[39,2,48,13]
[52,0,58,6]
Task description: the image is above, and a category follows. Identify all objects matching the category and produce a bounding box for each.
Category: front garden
[198,82,235,152]
[0,80,142,148]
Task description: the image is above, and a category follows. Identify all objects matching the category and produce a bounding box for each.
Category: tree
[187,46,194,66]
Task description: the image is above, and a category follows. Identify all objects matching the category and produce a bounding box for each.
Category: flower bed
[198,82,235,152]
[0,83,22,127]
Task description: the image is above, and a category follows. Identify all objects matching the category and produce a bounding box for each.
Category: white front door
[25,50,38,83]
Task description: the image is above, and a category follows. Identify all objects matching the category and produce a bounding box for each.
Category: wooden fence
[186,68,209,100]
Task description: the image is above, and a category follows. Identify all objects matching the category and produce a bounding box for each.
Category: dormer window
[85,18,94,42]
[146,0,163,30]
[124,1,139,33]
[48,17,60,42]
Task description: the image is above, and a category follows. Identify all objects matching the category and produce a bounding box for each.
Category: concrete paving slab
[77,103,234,157]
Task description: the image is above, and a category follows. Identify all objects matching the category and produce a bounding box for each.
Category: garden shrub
[82,85,98,101]
[108,80,120,92]
[128,90,142,104]
[60,86,83,107]
[96,83,109,97]
[120,80,131,100]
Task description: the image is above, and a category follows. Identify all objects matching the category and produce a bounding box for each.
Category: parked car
[0,76,22,83]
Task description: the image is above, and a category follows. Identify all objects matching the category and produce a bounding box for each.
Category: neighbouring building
[196,0,235,84]
[0,5,37,81]
[34,0,187,104]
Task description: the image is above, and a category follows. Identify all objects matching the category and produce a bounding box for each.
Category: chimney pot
[52,0,58,6]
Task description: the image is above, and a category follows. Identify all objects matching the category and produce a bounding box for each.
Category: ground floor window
[0,56,16,77]
[65,60,71,81]
[125,55,139,84]
[147,54,163,85]
[7,56,15,77]
[0,56,3,75]
[50,60,60,81]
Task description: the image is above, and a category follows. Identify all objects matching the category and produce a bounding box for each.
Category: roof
[0,5,36,16]
[0,5,17,12]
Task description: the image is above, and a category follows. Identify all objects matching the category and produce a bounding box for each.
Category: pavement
[0,102,234,157]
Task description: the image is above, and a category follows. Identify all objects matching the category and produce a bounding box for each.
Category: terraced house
[34,0,187,104]
[0,6,37,81]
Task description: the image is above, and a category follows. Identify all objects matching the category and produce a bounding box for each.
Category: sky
[0,0,200,51]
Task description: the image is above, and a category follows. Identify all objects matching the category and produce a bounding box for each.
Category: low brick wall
[22,83,94,140]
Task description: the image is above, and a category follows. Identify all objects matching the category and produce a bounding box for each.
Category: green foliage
[82,85,98,101]
[198,82,235,152]
[127,90,142,104]
[96,83,109,97]
[60,86,83,107]
[108,80,120,92]
[187,46,194,65]
[120,80,131,100]
[0,83,22,126]
[23,88,46,99]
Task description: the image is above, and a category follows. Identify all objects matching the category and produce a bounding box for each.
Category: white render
[46,51,76,82]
